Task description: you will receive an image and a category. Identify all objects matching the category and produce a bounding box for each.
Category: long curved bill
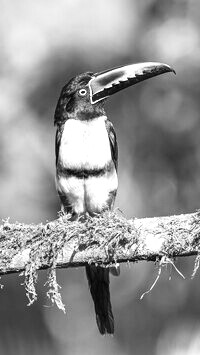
[89,62,175,104]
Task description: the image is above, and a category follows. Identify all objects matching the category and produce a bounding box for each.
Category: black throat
[67,100,106,121]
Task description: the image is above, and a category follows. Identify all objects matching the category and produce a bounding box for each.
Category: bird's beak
[89,62,175,104]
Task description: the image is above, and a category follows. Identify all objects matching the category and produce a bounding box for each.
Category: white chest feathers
[59,116,111,169]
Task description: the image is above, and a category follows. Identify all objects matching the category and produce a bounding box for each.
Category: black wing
[55,125,64,166]
[105,119,118,171]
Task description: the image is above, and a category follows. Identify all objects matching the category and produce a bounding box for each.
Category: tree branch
[1,210,200,309]
[1,210,200,276]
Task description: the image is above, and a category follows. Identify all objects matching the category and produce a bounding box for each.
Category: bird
[54,62,175,335]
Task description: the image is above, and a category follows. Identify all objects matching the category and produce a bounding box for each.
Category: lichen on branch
[0,210,200,310]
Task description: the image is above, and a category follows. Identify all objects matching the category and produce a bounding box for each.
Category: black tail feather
[86,265,114,335]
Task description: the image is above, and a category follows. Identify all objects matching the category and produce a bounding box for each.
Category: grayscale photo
[0,1,200,354]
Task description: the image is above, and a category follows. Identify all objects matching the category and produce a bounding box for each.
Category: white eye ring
[79,88,87,96]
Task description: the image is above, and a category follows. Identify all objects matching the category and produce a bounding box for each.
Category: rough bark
[0,210,200,276]
[1,210,200,309]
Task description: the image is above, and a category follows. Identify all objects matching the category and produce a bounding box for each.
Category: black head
[54,72,106,125]
[54,62,175,125]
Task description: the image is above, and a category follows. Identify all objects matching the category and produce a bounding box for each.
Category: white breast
[59,116,111,169]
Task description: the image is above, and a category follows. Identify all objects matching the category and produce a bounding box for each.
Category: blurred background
[1,0,200,354]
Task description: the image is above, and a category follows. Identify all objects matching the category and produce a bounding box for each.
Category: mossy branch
[1,211,200,276]
[1,210,200,309]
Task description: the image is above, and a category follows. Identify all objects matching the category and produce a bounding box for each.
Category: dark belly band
[57,161,114,179]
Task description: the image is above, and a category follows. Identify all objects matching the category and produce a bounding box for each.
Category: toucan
[54,62,175,334]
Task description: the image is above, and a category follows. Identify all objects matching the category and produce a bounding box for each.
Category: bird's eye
[78,89,87,97]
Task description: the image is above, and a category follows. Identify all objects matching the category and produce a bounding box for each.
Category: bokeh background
[1,0,200,354]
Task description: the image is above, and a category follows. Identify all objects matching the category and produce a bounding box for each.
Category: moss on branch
[1,210,200,310]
